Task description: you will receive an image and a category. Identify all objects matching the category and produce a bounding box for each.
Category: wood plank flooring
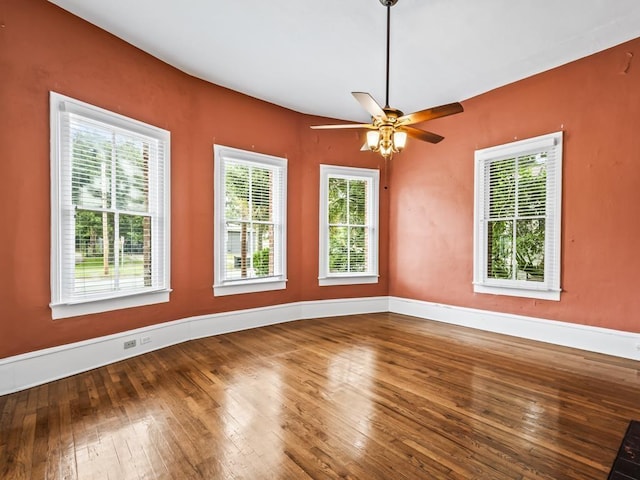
[1,312,640,479]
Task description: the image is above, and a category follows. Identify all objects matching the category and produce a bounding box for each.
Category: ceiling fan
[311,0,463,159]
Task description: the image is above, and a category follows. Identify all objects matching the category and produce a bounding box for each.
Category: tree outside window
[327,177,368,274]
[486,154,547,282]
[71,127,153,295]
[223,162,276,280]
[50,92,170,318]
[473,131,562,301]
[213,145,287,296]
[319,165,379,286]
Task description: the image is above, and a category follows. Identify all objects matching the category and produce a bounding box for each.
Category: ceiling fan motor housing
[383,108,403,121]
[379,0,399,6]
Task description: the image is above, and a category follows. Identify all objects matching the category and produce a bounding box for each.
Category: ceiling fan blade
[397,102,464,126]
[310,123,375,130]
[352,92,388,120]
[404,126,444,144]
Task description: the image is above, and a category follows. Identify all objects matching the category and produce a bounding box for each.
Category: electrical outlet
[124,339,137,350]
[141,336,152,345]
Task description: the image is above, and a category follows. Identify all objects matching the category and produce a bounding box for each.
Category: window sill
[319,275,379,286]
[51,289,171,319]
[473,283,560,301]
[213,278,287,297]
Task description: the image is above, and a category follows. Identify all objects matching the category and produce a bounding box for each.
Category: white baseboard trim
[388,296,640,361]
[0,296,388,396]
[2,295,638,396]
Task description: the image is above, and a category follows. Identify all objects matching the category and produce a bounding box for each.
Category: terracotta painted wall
[0,0,388,358]
[3,0,637,360]
[389,37,640,333]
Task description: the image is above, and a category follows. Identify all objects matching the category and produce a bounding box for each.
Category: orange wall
[389,37,640,333]
[0,0,388,358]
[3,1,638,360]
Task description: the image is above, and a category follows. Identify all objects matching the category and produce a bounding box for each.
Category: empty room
[2,0,640,478]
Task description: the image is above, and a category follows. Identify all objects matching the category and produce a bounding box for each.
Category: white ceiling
[49,0,640,122]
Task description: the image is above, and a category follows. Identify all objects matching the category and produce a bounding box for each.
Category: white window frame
[473,131,562,301]
[319,165,380,286]
[50,92,171,319]
[213,145,287,296]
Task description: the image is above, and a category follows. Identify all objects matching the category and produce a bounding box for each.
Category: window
[473,131,562,300]
[213,145,287,296]
[50,92,170,319]
[319,165,379,286]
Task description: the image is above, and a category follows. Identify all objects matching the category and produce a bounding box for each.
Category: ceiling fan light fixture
[309,0,463,160]
[368,126,404,159]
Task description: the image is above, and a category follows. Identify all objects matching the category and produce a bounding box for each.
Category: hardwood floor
[1,313,639,479]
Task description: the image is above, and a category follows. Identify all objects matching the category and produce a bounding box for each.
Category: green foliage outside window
[71,128,151,289]
[487,154,546,282]
[328,178,367,273]
[253,247,271,276]
[224,163,275,279]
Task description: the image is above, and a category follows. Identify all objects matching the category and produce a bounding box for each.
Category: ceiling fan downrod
[380,0,398,109]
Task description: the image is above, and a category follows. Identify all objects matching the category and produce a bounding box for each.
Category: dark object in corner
[609,420,640,479]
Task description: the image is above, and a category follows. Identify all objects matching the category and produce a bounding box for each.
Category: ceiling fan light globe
[380,142,393,157]
[393,131,407,150]
[367,130,381,150]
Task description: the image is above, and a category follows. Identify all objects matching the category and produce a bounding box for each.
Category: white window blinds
[474,131,562,300]
[213,145,287,296]
[50,92,170,317]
